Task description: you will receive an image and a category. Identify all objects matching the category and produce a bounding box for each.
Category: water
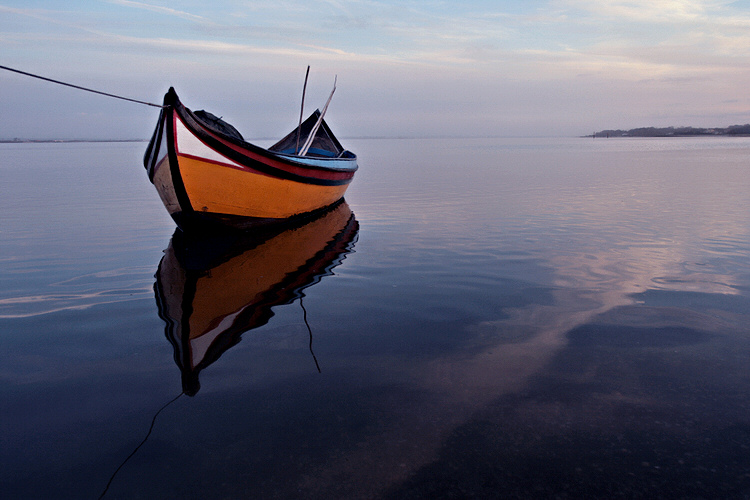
[2,137,750,498]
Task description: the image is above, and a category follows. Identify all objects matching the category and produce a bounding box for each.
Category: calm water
[2,137,750,498]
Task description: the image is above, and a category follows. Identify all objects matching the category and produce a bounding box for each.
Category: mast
[299,75,337,157]
[295,66,311,154]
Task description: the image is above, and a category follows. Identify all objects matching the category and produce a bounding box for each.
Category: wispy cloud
[5,0,750,75]
[105,0,208,22]
[555,0,712,22]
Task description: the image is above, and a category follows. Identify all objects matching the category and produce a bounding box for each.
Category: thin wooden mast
[299,75,337,157]
[295,66,311,154]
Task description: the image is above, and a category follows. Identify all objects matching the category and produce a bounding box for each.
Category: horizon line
[0,134,600,144]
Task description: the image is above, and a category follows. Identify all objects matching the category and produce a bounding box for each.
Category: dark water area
[2,137,750,498]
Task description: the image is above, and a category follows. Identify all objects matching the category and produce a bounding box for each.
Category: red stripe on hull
[173,112,355,184]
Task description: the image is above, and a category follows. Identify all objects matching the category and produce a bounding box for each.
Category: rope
[0,64,164,108]
[97,392,184,499]
[300,297,322,373]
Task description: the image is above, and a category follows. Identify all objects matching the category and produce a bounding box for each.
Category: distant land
[0,138,147,143]
[591,124,750,138]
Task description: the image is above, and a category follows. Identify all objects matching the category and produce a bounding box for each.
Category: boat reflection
[154,201,359,396]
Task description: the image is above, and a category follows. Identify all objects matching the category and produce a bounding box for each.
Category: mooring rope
[97,392,184,499]
[0,64,164,108]
[300,297,322,373]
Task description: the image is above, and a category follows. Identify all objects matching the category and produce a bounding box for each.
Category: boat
[143,86,358,231]
[154,201,359,395]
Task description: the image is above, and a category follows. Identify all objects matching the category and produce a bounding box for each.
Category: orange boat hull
[144,88,357,231]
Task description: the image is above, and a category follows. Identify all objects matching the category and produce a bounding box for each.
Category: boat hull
[144,88,357,231]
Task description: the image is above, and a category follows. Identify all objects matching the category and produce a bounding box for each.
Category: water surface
[2,137,750,498]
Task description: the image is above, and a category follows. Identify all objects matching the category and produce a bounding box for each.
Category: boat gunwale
[166,90,357,179]
[171,110,354,187]
[183,105,358,170]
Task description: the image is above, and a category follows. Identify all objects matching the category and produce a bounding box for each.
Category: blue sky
[2,0,750,138]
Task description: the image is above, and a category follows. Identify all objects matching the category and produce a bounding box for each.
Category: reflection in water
[100,203,358,497]
[154,201,359,395]
[98,392,184,500]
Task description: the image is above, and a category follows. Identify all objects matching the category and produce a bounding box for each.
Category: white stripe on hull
[174,116,243,168]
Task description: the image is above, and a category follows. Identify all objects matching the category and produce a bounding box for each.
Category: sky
[2,0,750,139]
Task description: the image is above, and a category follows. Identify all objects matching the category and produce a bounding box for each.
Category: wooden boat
[154,201,358,395]
[143,87,357,231]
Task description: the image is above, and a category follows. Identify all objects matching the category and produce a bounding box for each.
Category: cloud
[555,0,712,22]
[105,0,208,22]
[5,1,747,77]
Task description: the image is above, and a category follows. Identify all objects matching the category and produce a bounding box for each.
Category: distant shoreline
[590,124,750,138]
[0,139,148,144]
[4,131,750,144]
